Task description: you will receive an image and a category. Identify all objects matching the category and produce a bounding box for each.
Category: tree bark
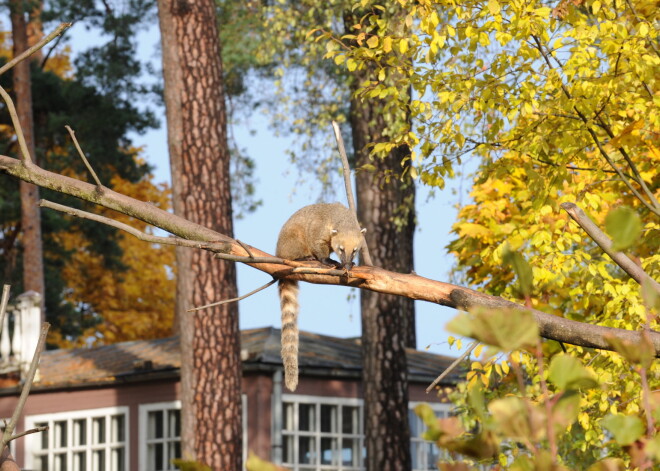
[157,0,242,468]
[10,1,45,321]
[349,62,416,471]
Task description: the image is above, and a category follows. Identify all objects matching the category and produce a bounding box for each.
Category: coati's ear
[361,228,367,234]
[331,229,338,235]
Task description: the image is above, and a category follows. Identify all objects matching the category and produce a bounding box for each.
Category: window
[409,402,450,471]
[24,407,128,471]
[278,396,450,471]
[281,395,364,471]
[139,397,247,471]
[139,401,181,471]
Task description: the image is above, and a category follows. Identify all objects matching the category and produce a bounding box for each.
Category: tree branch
[0,23,71,77]
[65,126,103,187]
[3,154,660,355]
[531,35,660,216]
[561,202,660,295]
[0,286,10,340]
[1,323,49,448]
[0,87,32,165]
[333,120,373,266]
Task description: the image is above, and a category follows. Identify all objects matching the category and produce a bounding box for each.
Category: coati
[276,203,366,391]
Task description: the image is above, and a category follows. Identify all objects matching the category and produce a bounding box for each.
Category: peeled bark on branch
[1,153,658,355]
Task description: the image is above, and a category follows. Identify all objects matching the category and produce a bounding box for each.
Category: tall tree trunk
[350,72,416,471]
[10,1,45,320]
[157,0,242,468]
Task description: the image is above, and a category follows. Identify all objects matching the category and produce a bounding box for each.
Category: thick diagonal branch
[3,153,659,354]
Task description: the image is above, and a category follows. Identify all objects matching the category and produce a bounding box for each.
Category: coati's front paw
[322,258,343,268]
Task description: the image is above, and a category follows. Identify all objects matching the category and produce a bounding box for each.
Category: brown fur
[276,203,365,391]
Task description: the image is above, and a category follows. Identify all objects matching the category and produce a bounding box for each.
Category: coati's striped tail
[279,279,300,391]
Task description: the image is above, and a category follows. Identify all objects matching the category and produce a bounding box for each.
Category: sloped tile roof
[25,327,458,390]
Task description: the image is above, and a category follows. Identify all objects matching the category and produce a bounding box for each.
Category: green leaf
[586,458,626,471]
[548,354,599,390]
[551,390,581,432]
[502,244,533,297]
[604,333,654,368]
[601,414,644,446]
[446,308,539,351]
[645,434,660,461]
[605,206,641,251]
[488,397,538,440]
[641,278,660,311]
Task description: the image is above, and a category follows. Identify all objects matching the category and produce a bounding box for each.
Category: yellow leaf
[399,39,409,54]
[609,120,643,148]
[458,223,491,238]
[367,35,379,49]
[382,36,392,53]
[488,0,500,15]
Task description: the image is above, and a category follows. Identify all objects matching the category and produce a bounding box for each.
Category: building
[0,294,457,471]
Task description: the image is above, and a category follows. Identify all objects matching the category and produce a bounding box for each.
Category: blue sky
[64,20,475,358]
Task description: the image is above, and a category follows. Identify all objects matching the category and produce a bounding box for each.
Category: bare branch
[531,35,660,216]
[6,425,48,444]
[561,202,660,295]
[426,340,478,393]
[3,154,660,354]
[0,23,71,77]
[39,199,221,250]
[0,86,32,164]
[65,126,103,187]
[333,120,373,265]
[236,239,255,259]
[1,323,49,447]
[0,286,10,338]
[188,279,277,312]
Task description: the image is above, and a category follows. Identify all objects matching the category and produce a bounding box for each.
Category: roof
[7,327,458,392]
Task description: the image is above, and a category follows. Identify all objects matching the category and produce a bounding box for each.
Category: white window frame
[24,406,129,471]
[280,394,365,471]
[139,400,182,471]
[409,401,451,471]
[139,396,248,471]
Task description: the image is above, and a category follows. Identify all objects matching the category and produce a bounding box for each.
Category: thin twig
[188,279,277,312]
[537,338,557,461]
[290,267,353,277]
[332,121,373,266]
[65,126,102,187]
[561,202,660,295]
[0,23,71,77]
[0,86,32,164]
[426,340,478,393]
[40,199,328,269]
[1,323,49,447]
[531,35,660,217]
[0,286,10,339]
[236,240,254,259]
[6,425,48,444]
[40,199,223,250]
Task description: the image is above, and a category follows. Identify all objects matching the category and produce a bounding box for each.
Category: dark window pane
[321,437,337,465]
[299,436,315,464]
[148,411,164,439]
[342,406,358,434]
[320,405,336,433]
[299,404,315,431]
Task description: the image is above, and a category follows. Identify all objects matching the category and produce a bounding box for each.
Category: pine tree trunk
[157,0,242,468]
[349,72,416,470]
[10,1,45,320]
